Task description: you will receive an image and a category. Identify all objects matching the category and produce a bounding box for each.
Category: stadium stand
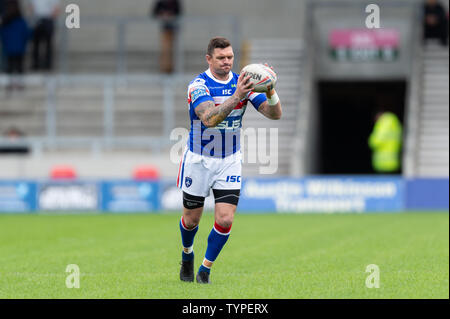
[416,42,449,176]
[0,0,448,180]
[241,39,304,176]
[0,82,46,136]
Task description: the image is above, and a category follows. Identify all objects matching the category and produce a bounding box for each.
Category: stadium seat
[50,165,78,180]
[133,165,160,180]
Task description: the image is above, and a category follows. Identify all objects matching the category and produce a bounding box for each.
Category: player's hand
[263,63,274,70]
[266,88,275,99]
[263,63,276,98]
[234,72,254,100]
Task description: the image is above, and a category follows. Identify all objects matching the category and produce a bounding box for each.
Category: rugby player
[177,37,282,284]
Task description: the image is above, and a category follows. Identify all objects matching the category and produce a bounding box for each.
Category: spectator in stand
[0,0,31,91]
[151,0,182,73]
[28,0,61,71]
[423,0,448,46]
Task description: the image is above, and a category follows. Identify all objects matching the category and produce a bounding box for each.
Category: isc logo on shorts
[226,175,241,183]
[185,177,192,187]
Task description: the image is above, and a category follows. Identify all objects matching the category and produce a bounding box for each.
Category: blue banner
[406,178,449,210]
[239,177,405,213]
[38,181,99,211]
[101,181,160,212]
[0,177,447,213]
[0,181,37,212]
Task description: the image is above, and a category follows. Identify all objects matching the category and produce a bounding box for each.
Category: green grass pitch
[0,212,448,299]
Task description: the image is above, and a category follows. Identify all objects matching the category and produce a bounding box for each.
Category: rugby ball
[241,63,277,93]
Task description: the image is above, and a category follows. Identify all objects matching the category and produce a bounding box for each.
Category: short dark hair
[207,37,231,56]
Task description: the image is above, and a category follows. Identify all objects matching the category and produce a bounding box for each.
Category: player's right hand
[234,72,254,100]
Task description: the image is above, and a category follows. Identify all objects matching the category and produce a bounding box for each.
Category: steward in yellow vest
[369,112,402,173]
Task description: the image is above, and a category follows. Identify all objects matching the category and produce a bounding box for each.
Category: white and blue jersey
[186,68,267,158]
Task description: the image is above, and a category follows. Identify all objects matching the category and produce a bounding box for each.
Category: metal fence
[0,74,193,154]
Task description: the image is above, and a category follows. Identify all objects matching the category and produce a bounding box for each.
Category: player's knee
[183,191,205,210]
[215,208,235,229]
[183,213,201,228]
[216,216,233,229]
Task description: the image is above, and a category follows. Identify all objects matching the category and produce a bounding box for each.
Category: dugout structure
[299,0,425,176]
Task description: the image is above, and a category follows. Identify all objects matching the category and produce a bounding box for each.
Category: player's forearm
[260,101,282,120]
[264,89,282,120]
[199,95,241,128]
[267,102,282,120]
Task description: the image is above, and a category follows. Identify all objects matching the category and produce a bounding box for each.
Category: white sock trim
[213,225,231,236]
[183,246,193,254]
[202,258,212,269]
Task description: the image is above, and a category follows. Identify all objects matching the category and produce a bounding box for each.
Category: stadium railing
[0,74,193,154]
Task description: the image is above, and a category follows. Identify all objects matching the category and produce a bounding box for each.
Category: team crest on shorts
[185,177,192,188]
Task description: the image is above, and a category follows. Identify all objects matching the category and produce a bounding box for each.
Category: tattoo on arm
[194,101,213,124]
[195,95,241,127]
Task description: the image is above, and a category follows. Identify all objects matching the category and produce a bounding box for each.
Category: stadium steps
[63,50,206,74]
[416,42,449,177]
[54,87,166,137]
[0,77,192,139]
[241,39,303,176]
[0,84,179,138]
[0,86,47,136]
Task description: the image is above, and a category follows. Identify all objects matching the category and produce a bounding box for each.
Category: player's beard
[216,65,231,76]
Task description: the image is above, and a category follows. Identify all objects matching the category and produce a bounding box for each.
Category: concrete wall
[0,151,179,179]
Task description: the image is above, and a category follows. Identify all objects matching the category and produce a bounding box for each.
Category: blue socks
[180,217,232,274]
[199,222,231,273]
[179,217,198,261]
[182,250,194,261]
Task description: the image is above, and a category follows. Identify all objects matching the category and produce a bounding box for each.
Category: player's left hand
[265,88,275,99]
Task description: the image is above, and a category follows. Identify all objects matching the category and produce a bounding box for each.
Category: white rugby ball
[241,63,277,93]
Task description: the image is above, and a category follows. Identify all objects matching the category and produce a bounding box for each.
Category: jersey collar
[205,68,233,84]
